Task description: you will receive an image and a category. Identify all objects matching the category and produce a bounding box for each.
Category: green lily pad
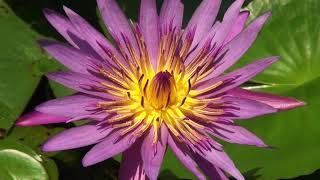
[0,0,61,131]
[239,0,320,87]
[0,140,58,180]
[221,0,320,179]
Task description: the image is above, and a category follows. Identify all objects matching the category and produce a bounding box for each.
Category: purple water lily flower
[16,0,304,179]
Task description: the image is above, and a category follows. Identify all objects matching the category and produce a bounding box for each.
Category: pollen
[147,71,177,110]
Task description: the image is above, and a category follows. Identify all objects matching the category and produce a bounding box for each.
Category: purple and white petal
[159,0,184,33]
[209,122,268,147]
[139,0,159,70]
[97,0,139,55]
[203,12,271,80]
[119,138,147,180]
[42,124,112,152]
[16,111,69,126]
[43,9,100,58]
[194,146,244,180]
[36,94,102,118]
[193,154,229,180]
[228,88,306,110]
[194,56,279,98]
[212,0,245,46]
[221,96,277,119]
[168,135,206,180]
[47,71,119,100]
[184,0,244,65]
[141,125,168,180]
[38,40,101,74]
[63,6,128,68]
[82,130,136,167]
[184,0,221,48]
[224,10,250,44]
[43,9,81,47]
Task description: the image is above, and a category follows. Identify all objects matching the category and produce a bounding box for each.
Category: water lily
[16,0,304,179]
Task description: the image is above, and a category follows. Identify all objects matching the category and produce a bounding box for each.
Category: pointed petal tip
[260,11,272,23]
[257,142,269,148]
[15,118,33,126]
[82,154,100,167]
[16,111,69,126]
[265,11,272,17]
[41,142,57,152]
[297,100,307,107]
[62,5,74,15]
[81,158,92,167]
[270,56,280,62]
[269,95,306,111]
[229,88,305,111]
[258,56,279,67]
[82,152,97,167]
[43,8,53,15]
[43,8,61,17]
[279,98,306,111]
[250,11,272,29]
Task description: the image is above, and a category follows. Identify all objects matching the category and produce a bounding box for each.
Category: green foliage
[0,140,58,180]
[0,0,46,131]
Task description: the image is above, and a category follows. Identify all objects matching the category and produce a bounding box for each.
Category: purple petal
[194,146,244,180]
[228,88,306,111]
[43,9,100,58]
[195,56,279,98]
[42,124,112,152]
[63,6,127,68]
[204,12,271,79]
[97,0,139,55]
[184,0,244,66]
[209,122,267,147]
[119,138,147,180]
[36,94,102,118]
[66,113,108,122]
[38,40,101,74]
[43,8,81,47]
[222,96,277,119]
[82,130,136,167]
[183,22,220,66]
[139,0,159,70]
[224,11,250,44]
[46,71,118,100]
[16,111,69,126]
[213,0,245,46]
[141,125,168,180]
[193,154,229,180]
[168,135,206,180]
[159,0,184,32]
[184,0,221,48]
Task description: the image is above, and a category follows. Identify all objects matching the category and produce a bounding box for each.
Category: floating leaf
[0,140,58,180]
[221,0,320,179]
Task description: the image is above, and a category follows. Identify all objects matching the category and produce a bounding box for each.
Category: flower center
[147,71,177,110]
